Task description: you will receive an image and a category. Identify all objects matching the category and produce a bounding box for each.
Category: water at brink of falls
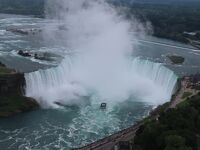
[25,0,177,108]
[25,58,177,108]
[0,0,178,149]
[23,0,177,148]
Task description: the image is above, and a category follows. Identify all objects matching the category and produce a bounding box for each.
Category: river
[0,13,200,150]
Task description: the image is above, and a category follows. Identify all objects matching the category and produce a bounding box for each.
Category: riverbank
[134,75,200,150]
[73,75,200,150]
[0,62,39,117]
[170,75,200,108]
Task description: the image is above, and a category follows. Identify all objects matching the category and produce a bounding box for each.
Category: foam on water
[25,57,177,107]
[0,30,6,36]
[25,0,177,108]
[0,100,151,149]
[23,0,178,148]
[0,44,4,50]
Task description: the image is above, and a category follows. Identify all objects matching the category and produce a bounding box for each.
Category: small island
[167,55,185,64]
[0,62,39,117]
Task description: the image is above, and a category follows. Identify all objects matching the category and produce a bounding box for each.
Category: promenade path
[74,77,199,150]
[73,122,143,150]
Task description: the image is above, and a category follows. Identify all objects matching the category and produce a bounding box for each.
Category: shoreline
[1,12,199,51]
[0,62,39,117]
[72,75,199,150]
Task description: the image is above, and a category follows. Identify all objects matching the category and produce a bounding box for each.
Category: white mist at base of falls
[25,0,177,108]
[25,57,177,108]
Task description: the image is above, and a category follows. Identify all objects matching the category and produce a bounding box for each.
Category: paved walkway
[73,122,143,150]
[74,77,199,150]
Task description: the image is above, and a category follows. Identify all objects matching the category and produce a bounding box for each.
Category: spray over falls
[25,0,177,108]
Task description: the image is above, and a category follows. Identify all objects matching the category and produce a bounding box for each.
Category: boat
[100,103,107,109]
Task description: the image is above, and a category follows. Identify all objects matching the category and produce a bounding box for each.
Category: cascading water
[24,0,178,147]
[25,57,177,107]
[131,58,177,97]
[0,1,180,149]
[25,0,177,108]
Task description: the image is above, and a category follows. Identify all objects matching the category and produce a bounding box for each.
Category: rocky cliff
[0,62,39,117]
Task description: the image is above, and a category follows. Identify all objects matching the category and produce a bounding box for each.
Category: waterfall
[25,57,177,107]
[132,58,177,96]
[25,0,177,108]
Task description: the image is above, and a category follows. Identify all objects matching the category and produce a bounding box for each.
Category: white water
[0,30,6,36]
[25,0,177,108]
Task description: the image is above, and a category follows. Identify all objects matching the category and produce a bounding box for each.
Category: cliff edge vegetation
[134,76,200,150]
[0,62,39,117]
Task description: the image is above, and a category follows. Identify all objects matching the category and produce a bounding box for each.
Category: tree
[164,135,192,150]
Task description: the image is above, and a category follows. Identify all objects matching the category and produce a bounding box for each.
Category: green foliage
[177,100,190,109]
[127,4,200,43]
[0,0,200,44]
[0,66,14,74]
[0,94,39,117]
[164,135,192,150]
[134,95,200,150]
[167,56,185,65]
[182,92,193,99]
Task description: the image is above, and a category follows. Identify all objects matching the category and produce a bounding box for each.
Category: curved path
[73,77,197,150]
[72,122,143,150]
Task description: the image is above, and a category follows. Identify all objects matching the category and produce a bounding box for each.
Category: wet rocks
[18,50,32,57]
[18,50,54,61]
[0,62,5,67]
[34,53,53,61]
[0,62,39,117]
[7,28,42,35]
[167,55,185,64]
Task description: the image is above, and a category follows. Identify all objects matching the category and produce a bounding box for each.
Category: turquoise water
[0,14,200,75]
[0,100,151,149]
[0,14,200,150]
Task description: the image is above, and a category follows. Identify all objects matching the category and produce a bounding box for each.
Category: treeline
[0,0,200,43]
[113,0,200,5]
[134,93,200,150]
[126,3,200,43]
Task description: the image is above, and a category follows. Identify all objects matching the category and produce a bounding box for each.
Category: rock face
[0,62,5,67]
[167,55,185,64]
[0,62,39,117]
[0,73,25,95]
[7,28,42,36]
[18,50,32,57]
